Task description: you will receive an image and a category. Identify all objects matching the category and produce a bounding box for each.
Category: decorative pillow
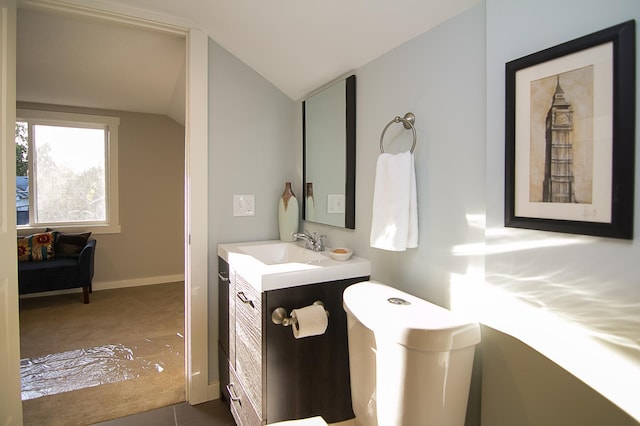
[17,237,30,262]
[55,232,92,257]
[17,232,56,261]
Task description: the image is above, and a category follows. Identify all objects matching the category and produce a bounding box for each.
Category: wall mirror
[303,74,356,229]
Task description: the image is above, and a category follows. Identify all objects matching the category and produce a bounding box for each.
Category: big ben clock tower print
[505,20,634,239]
[543,75,576,203]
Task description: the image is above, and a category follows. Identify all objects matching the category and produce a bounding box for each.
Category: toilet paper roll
[291,304,328,339]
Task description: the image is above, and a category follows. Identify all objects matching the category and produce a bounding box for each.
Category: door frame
[15,0,210,405]
[0,0,22,422]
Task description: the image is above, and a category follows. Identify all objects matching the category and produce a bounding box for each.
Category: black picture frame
[505,20,636,239]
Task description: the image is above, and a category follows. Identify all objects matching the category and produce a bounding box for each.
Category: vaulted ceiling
[17,7,187,123]
[16,0,479,123]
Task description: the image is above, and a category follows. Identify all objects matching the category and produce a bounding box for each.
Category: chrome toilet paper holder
[271,301,329,327]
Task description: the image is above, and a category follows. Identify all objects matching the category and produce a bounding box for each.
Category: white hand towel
[370,151,418,251]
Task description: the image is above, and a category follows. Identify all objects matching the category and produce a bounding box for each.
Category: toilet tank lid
[343,281,481,351]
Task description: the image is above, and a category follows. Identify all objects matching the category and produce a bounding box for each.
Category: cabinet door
[218,258,230,402]
[235,274,263,420]
[264,276,367,423]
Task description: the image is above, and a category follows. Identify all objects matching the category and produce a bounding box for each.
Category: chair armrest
[78,239,97,284]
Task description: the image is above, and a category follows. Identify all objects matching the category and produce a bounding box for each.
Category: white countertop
[218,240,371,292]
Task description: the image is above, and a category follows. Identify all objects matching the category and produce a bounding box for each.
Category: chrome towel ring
[380,112,416,153]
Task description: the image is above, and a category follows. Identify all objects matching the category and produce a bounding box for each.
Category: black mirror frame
[303,74,356,229]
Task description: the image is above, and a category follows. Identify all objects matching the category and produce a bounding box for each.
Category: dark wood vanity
[218,256,368,425]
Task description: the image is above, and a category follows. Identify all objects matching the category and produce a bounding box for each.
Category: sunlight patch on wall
[449,215,640,421]
[452,225,589,257]
[450,268,640,423]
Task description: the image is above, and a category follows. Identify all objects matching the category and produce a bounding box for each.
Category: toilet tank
[343,281,480,426]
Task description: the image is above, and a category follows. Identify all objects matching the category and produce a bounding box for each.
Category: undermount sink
[238,242,327,265]
[218,240,371,292]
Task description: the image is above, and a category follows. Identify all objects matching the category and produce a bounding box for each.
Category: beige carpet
[19,282,186,425]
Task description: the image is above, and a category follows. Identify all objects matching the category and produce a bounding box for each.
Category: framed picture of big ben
[505,20,636,239]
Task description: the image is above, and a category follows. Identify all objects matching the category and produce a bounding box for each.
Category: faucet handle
[314,234,326,251]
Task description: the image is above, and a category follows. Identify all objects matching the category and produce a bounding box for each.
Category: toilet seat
[267,416,328,426]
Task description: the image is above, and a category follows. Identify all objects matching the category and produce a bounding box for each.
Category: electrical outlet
[233,195,255,216]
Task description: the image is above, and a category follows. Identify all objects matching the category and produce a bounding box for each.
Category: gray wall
[17,102,185,286]
[301,4,487,308]
[207,38,296,382]
[299,1,639,424]
[300,5,487,423]
[483,0,639,424]
[207,0,640,423]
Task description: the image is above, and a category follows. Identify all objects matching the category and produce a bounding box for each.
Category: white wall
[207,38,296,382]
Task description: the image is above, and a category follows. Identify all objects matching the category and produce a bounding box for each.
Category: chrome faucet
[292,230,326,252]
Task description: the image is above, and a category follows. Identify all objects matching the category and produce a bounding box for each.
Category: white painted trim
[184,27,209,405]
[19,275,184,299]
[16,108,121,233]
[208,382,221,401]
[0,0,23,422]
[94,274,184,291]
[19,0,192,35]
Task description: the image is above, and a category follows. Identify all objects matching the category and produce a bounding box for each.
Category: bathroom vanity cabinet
[218,256,369,425]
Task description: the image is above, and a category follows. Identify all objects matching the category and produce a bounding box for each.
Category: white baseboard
[93,274,184,291]
[208,381,220,401]
[19,274,184,299]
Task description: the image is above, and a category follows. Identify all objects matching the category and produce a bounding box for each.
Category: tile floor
[94,399,358,426]
[94,399,235,426]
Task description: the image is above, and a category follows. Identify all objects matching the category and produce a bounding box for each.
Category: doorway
[12,0,209,417]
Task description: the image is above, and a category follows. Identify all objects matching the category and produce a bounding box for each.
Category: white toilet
[343,281,481,426]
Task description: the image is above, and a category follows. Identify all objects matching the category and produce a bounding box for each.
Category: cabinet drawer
[227,362,262,426]
[235,274,263,418]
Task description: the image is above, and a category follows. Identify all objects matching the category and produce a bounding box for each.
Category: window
[16,110,120,233]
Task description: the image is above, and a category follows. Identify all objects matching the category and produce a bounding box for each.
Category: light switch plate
[327,194,345,214]
[233,195,255,216]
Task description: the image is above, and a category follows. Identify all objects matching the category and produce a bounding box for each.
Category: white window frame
[16,109,121,234]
